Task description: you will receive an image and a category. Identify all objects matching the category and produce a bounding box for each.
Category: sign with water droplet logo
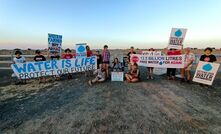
[76,43,87,57]
[193,61,220,85]
[168,28,187,50]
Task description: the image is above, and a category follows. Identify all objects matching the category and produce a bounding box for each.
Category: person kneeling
[88,64,106,86]
[125,63,140,83]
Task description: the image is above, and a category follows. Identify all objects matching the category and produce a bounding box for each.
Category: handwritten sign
[142,51,161,56]
[11,56,97,79]
[48,33,62,53]
[168,28,187,50]
[76,43,87,57]
[111,72,124,81]
[193,61,220,85]
[131,54,185,68]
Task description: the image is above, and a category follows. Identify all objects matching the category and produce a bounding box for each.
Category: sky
[0,0,221,49]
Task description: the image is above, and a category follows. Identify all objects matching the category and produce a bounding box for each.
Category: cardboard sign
[111,72,124,81]
[168,28,187,50]
[142,51,161,56]
[11,56,97,79]
[193,61,220,85]
[76,43,87,57]
[48,33,62,53]
[131,54,185,68]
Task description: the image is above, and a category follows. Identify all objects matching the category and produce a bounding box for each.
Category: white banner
[11,56,97,79]
[48,33,62,53]
[168,28,187,50]
[111,72,124,81]
[76,43,87,57]
[142,51,161,56]
[193,61,220,85]
[131,54,185,68]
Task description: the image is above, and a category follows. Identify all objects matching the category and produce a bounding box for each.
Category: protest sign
[48,33,62,53]
[11,56,97,79]
[142,51,161,56]
[193,61,220,85]
[131,54,185,68]
[76,43,87,57]
[168,28,187,50]
[111,72,124,81]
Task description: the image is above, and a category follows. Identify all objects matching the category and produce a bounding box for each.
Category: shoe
[186,80,191,83]
[150,76,154,80]
[180,78,185,83]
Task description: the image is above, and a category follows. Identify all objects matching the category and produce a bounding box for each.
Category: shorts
[102,61,110,64]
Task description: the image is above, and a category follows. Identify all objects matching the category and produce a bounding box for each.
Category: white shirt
[13,56,26,63]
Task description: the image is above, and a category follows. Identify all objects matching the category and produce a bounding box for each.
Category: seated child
[111,58,122,72]
[88,64,106,86]
[125,63,140,83]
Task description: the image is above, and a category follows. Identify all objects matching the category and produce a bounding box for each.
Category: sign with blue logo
[76,43,87,57]
[168,28,187,50]
[193,61,220,85]
[11,56,97,79]
[48,33,62,53]
[130,54,185,68]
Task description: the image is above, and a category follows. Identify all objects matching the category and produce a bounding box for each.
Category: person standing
[95,50,102,69]
[34,50,47,83]
[102,45,110,78]
[200,47,217,63]
[165,48,182,80]
[127,46,136,71]
[147,48,155,79]
[181,47,195,83]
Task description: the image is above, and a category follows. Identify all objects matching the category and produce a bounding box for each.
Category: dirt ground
[0,67,221,134]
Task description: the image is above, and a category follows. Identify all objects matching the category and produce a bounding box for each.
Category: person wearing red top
[166,48,182,80]
[62,48,74,79]
[86,45,93,57]
[62,48,73,59]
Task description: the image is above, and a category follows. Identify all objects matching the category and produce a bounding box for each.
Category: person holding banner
[86,45,93,57]
[147,48,155,80]
[102,45,110,77]
[12,50,26,84]
[111,58,122,72]
[34,50,47,83]
[127,46,136,71]
[181,47,195,83]
[200,47,217,63]
[165,48,182,80]
[125,63,140,83]
[88,64,106,86]
[62,48,74,59]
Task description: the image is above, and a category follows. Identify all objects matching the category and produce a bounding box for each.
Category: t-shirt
[62,54,73,59]
[200,54,217,63]
[167,50,181,55]
[50,55,60,60]
[34,55,46,62]
[87,50,93,57]
[13,56,26,63]
[184,53,195,66]
[127,51,136,62]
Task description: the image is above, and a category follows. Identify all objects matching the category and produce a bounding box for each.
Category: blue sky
[0,0,221,49]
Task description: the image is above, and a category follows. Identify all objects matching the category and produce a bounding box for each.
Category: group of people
[12,45,217,85]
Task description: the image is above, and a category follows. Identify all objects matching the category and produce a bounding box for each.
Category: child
[112,58,122,72]
[165,48,182,80]
[34,50,46,83]
[200,47,217,63]
[12,50,26,84]
[62,48,74,79]
[86,45,93,57]
[62,48,74,59]
[88,64,106,86]
[125,63,140,83]
[147,48,155,79]
[49,51,60,80]
[102,45,110,77]
[181,47,195,83]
